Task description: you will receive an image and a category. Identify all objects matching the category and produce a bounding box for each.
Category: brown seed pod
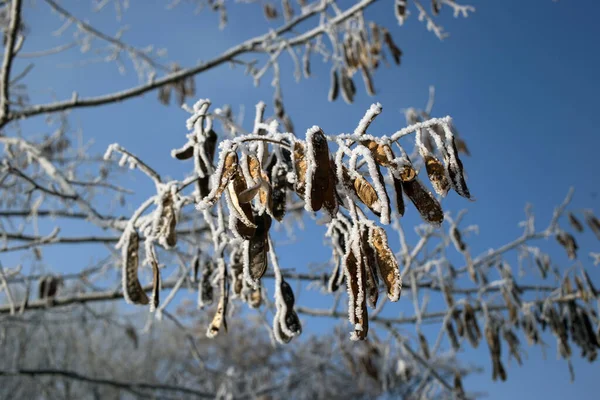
[270,162,288,221]
[361,227,380,308]
[328,68,339,102]
[361,140,395,167]
[502,287,518,325]
[323,159,339,218]
[485,319,507,382]
[246,284,263,308]
[344,242,369,340]
[401,178,444,226]
[263,3,278,19]
[392,176,405,216]
[568,212,584,233]
[431,0,440,15]
[382,28,402,65]
[445,134,472,199]
[283,0,294,21]
[244,213,272,287]
[147,245,161,311]
[556,231,578,260]
[198,260,214,308]
[585,212,600,240]
[198,151,238,207]
[446,319,461,352]
[227,172,257,239]
[154,190,177,248]
[292,142,307,196]
[360,64,375,96]
[207,270,228,338]
[424,155,450,197]
[305,127,332,212]
[328,253,344,293]
[340,70,356,104]
[230,250,244,297]
[122,229,149,306]
[454,372,466,399]
[369,226,401,302]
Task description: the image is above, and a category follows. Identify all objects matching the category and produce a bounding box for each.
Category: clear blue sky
[9,0,600,398]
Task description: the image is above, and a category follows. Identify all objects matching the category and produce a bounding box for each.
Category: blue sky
[7,0,600,398]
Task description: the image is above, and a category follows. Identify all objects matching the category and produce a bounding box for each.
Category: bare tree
[0,1,598,399]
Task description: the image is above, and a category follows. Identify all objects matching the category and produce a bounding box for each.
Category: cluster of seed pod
[554,210,600,260]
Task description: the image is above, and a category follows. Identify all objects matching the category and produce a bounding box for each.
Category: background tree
[0,1,599,399]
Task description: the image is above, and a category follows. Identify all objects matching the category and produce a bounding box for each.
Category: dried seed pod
[418,332,431,360]
[230,250,244,297]
[485,319,507,382]
[392,175,405,216]
[292,141,308,196]
[431,0,440,15]
[328,253,344,293]
[273,317,293,344]
[340,71,356,104]
[172,143,194,160]
[502,287,518,325]
[328,68,339,102]
[446,319,460,352]
[153,189,177,248]
[401,178,444,226]
[454,372,466,399]
[450,226,467,252]
[585,212,600,240]
[424,155,450,197]
[305,126,332,212]
[198,260,214,308]
[568,212,584,233]
[395,0,408,25]
[535,252,550,279]
[282,0,294,21]
[198,151,238,207]
[196,130,218,198]
[361,228,380,308]
[263,3,278,19]
[323,159,339,218]
[369,226,401,302]
[244,213,272,287]
[444,132,472,199]
[382,28,402,65]
[344,242,369,341]
[360,65,375,96]
[148,245,161,312]
[121,229,149,305]
[191,254,200,283]
[361,140,395,167]
[207,271,228,338]
[226,172,257,239]
[556,231,578,260]
[270,162,289,221]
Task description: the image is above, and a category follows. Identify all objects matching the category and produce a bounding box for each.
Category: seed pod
[207,271,228,338]
[369,226,401,302]
[446,319,460,352]
[344,242,369,340]
[360,65,375,96]
[305,127,332,212]
[292,142,307,196]
[328,253,343,293]
[401,178,444,226]
[340,71,356,104]
[502,287,518,325]
[454,372,466,399]
[243,213,272,287]
[270,162,288,221]
[230,250,244,297]
[392,176,405,216]
[395,0,408,25]
[450,226,467,252]
[418,332,430,360]
[361,140,395,167]
[445,133,472,199]
[328,68,339,102]
[263,3,278,19]
[282,0,294,21]
[323,159,339,218]
[122,229,149,305]
[585,212,600,240]
[556,231,578,260]
[154,190,177,249]
[302,43,311,78]
[198,260,214,308]
[226,172,257,239]
[172,143,194,160]
[147,245,161,312]
[382,28,402,65]
[568,212,584,233]
[198,151,238,207]
[485,319,507,382]
[273,316,293,344]
[191,254,200,283]
[245,281,263,308]
[431,0,440,15]
[244,154,272,213]
[361,228,379,308]
[424,155,450,197]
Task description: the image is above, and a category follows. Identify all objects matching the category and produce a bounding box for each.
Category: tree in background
[0,0,598,398]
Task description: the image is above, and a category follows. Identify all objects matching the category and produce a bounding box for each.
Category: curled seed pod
[198,151,238,207]
[361,228,380,308]
[402,178,444,226]
[198,260,214,308]
[354,174,381,215]
[424,155,450,197]
[243,213,272,287]
[344,242,369,341]
[568,212,584,233]
[556,231,578,260]
[292,142,307,196]
[305,126,332,212]
[395,0,408,25]
[243,155,272,213]
[443,129,472,199]
[147,245,161,312]
[207,270,228,338]
[328,253,343,293]
[121,229,149,305]
[273,316,293,344]
[584,212,600,240]
[227,173,257,239]
[328,68,339,102]
[369,226,401,302]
